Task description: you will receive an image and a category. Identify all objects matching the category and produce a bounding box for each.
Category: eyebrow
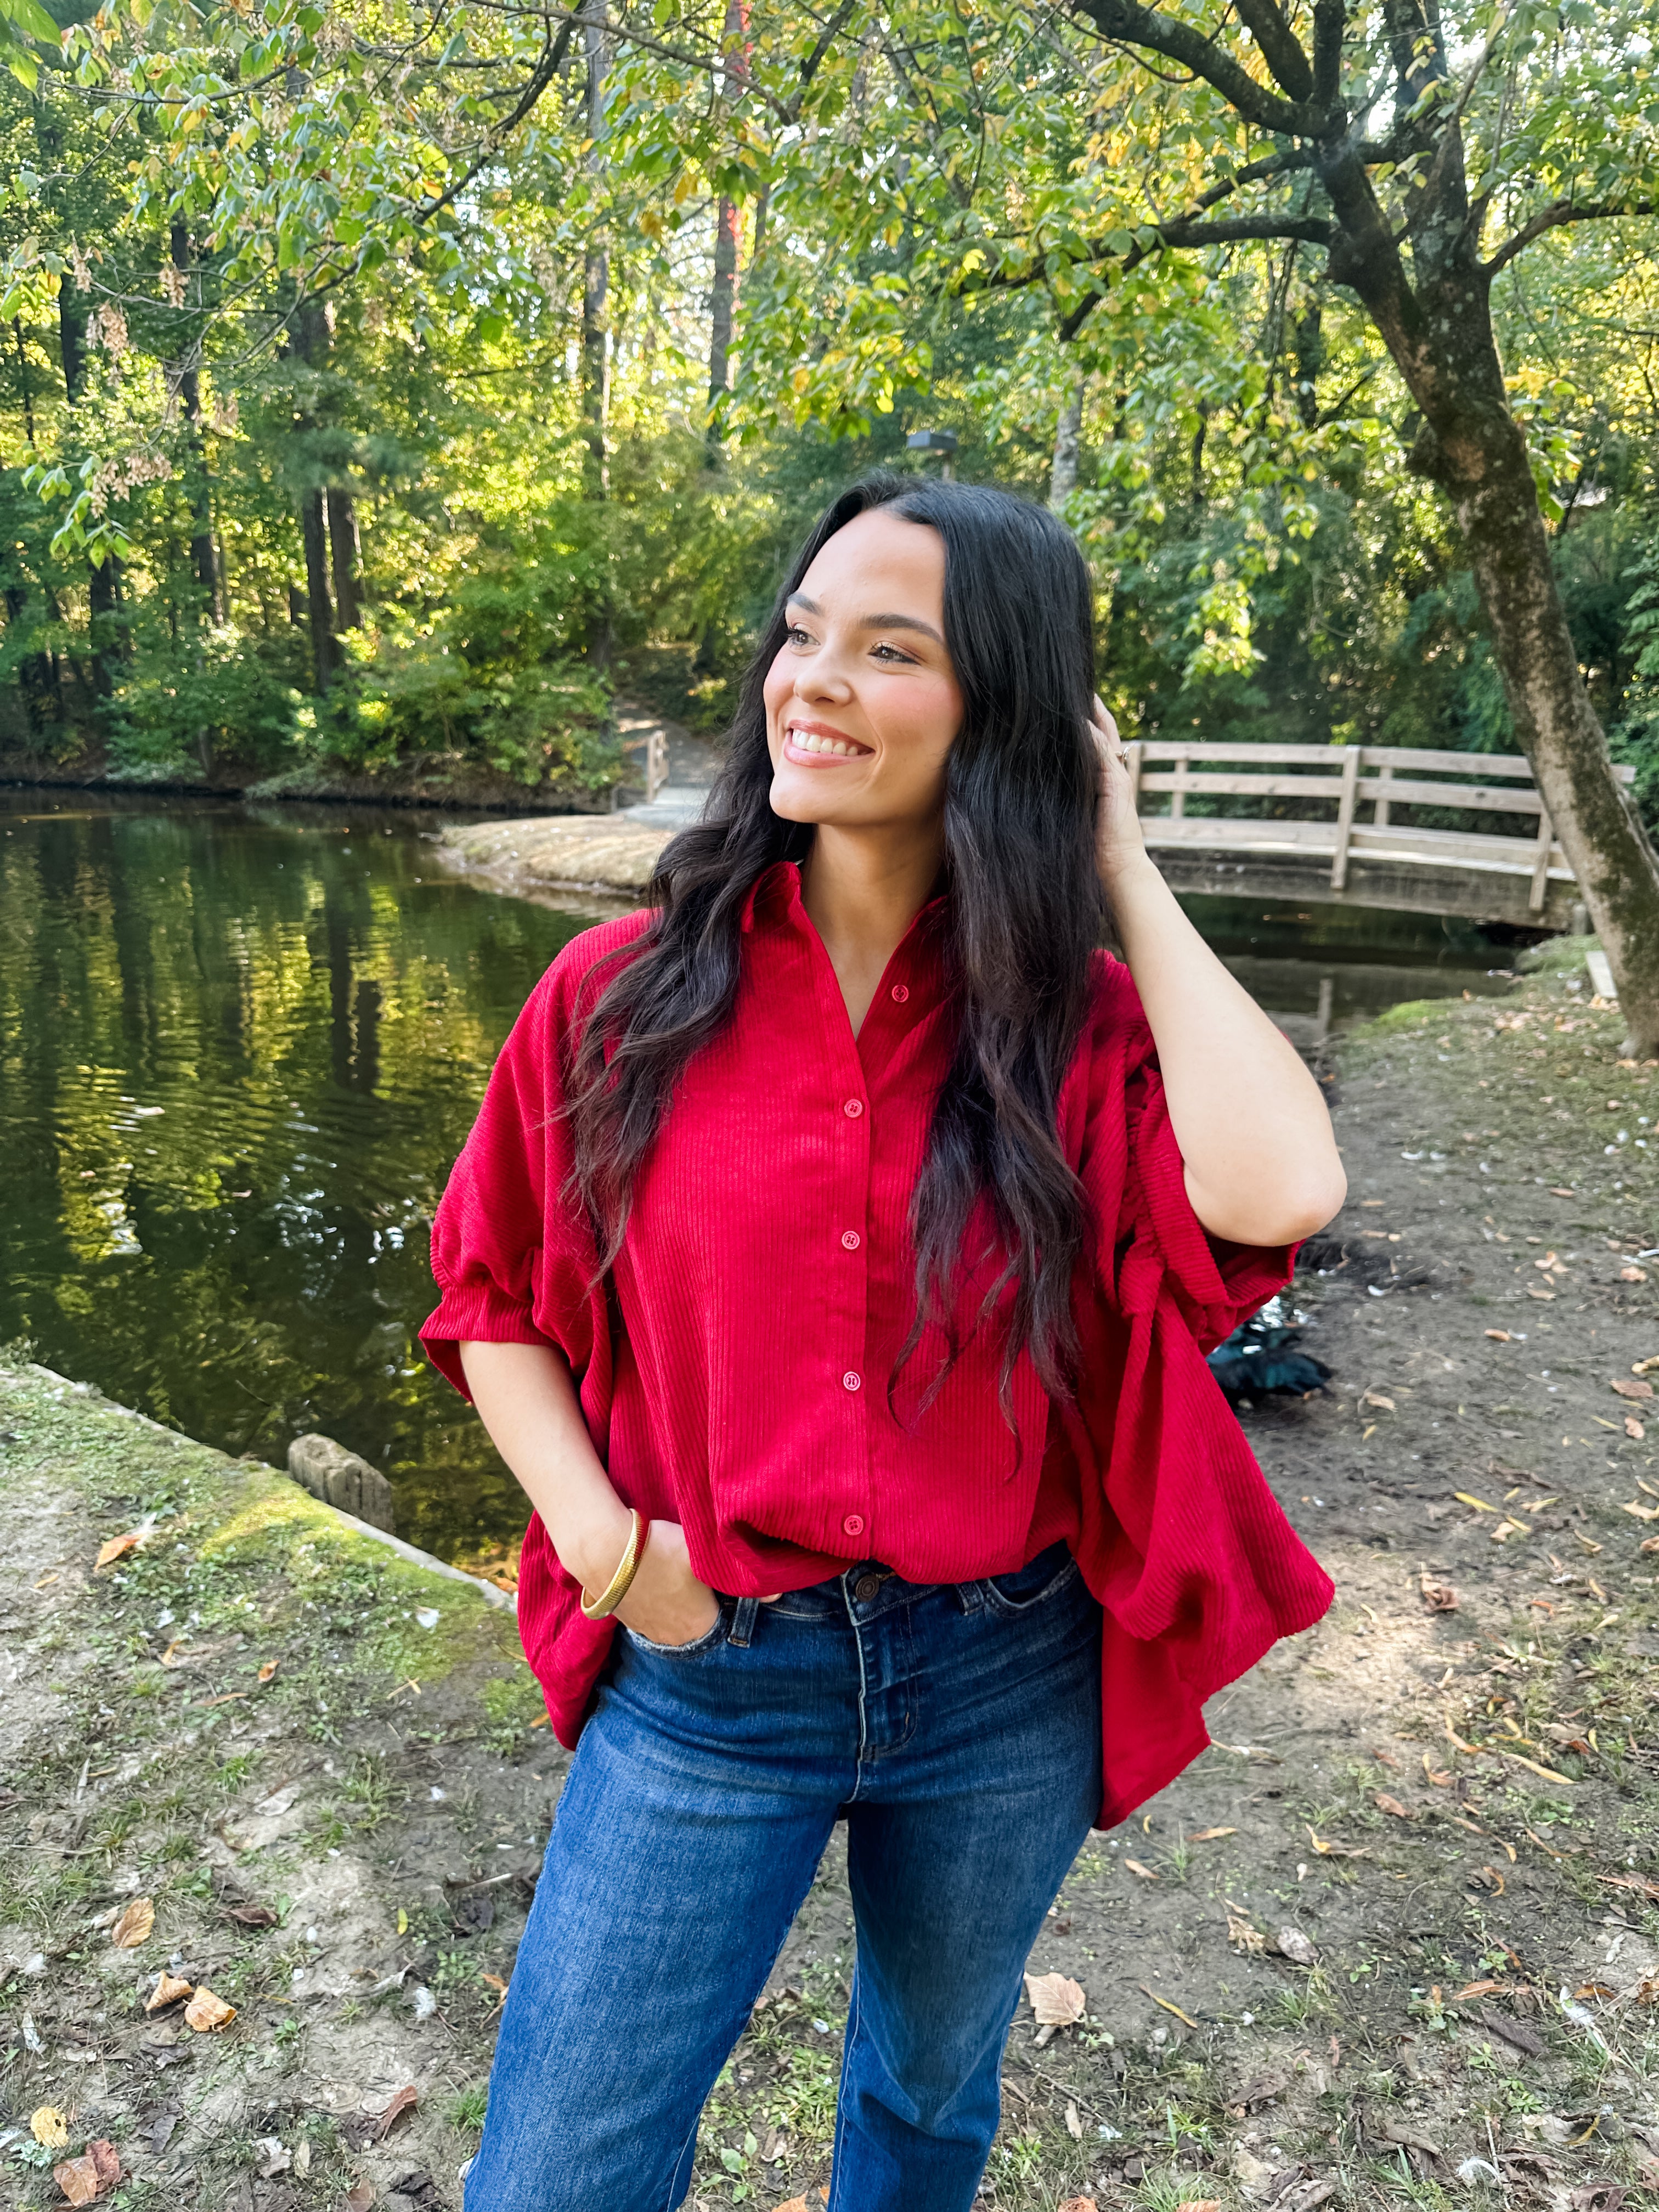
[786,592,944,647]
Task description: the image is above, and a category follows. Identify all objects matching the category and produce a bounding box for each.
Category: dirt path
[5,946,1659,2211]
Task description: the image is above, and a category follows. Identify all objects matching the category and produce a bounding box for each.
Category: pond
[0,789,1515,1563]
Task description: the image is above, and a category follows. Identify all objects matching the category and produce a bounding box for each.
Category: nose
[793,647,854,706]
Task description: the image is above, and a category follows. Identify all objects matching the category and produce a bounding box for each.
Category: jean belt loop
[954,1577,984,1616]
[727,1594,761,1648]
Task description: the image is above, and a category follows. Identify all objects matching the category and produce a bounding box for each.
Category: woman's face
[763,507,963,833]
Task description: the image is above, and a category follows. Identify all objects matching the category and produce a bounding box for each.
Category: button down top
[424,860,1333,1828]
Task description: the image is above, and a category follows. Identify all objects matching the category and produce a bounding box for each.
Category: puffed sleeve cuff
[420,1282,560,1400]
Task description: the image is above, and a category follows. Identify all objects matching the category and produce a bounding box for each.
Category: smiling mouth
[783,721,873,759]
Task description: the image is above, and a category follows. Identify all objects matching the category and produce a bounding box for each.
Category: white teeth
[788,726,866,758]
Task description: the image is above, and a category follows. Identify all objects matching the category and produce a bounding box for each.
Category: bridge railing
[1123,741,1637,915]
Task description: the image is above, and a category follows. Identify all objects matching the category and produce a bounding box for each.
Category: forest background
[1,0,1657,845]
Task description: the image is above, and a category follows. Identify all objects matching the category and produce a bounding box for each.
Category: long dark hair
[569,473,1105,1408]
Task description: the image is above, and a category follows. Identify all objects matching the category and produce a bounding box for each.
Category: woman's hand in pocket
[612,1521,722,1647]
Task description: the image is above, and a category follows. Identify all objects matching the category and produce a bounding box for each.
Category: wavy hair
[568,473,1105,1408]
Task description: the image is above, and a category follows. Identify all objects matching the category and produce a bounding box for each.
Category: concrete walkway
[431,701,726,900]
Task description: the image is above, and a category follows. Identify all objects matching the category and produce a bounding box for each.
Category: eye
[870,641,918,664]
[785,624,814,647]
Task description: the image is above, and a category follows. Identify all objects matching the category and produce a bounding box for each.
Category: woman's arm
[1091,708,1347,1247]
[458,1341,720,1644]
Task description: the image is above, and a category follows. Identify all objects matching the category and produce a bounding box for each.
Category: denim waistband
[722,1538,1074,1646]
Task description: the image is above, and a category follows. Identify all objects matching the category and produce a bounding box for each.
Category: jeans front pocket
[619,1606,730,1658]
[977,1542,1081,1620]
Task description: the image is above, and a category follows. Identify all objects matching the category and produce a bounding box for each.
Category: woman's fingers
[1091,693,1121,749]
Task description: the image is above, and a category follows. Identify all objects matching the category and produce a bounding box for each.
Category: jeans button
[854,1572,883,1603]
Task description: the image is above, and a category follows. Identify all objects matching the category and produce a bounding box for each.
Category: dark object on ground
[286,1432,395,1532]
[1207,1312,1331,1404]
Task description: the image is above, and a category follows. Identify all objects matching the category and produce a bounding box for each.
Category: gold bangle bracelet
[579,1509,651,1621]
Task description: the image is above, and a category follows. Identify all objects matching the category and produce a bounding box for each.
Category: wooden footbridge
[1122,741,1635,930]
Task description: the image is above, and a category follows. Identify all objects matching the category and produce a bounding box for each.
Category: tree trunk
[326,487,362,633]
[292,297,340,693]
[88,559,120,701]
[1049,376,1085,510]
[4,584,58,738]
[706,197,740,461]
[171,224,224,624]
[580,0,610,503]
[1446,413,1659,1051]
[301,489,337,694]
[1311,125,1659,1048]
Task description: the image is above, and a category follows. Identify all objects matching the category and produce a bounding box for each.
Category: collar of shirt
[739,859,951,1024]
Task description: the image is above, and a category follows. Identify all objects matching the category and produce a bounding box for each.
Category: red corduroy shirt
[422,861,1334,1826]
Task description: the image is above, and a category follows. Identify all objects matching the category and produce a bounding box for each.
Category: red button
[843,1513,865,1538]
[842,1370,862,1392]
[841,1229,861,1251]
[890,984,910,1003]
[843,1098,864,1119]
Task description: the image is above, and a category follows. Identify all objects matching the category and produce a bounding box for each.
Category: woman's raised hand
[1088,696,1149,891]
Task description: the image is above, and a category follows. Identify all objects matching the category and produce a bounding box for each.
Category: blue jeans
[465,1542,1102,2212]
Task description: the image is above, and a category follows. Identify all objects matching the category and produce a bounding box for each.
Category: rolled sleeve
[420,956,603,1399]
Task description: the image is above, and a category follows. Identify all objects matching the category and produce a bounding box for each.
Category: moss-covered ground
[5,942,1659,2211]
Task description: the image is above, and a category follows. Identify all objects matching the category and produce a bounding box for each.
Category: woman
[422,474,1342,2211]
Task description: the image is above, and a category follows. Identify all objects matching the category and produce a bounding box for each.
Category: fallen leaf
[1600,1871,1659,1904]
[52,2141,120,2205]
[1622,1268,1648,1283]
[144,1971,192,2012]
[1635,1356,1659,1375]
[1173,2202,1222,2212]
[1575,1531,1603,1554]
[1471,1865,1506,1894]
[1024,1971,1086,2027]
[1065,2099,1084,2140]
[1454,1491,1497,1513]
[1374,1792,1412,1819]
[1124,1857,1159,1881]
[223,1903,278,1928]
[1485,1329,1513,1341]
[1613,1377,1655,1401]
[30,2106,69,2147]
[1141,1982,1200,2028]
[183,1985,236,2032]
[1277,1927,1317,1966]
[1419,1571,1459,1611]
[1307,1827,1368,1858]
[111,1897,155,1949]
[1058,2200,1099,2212]
[256,1660,278,1684]
[1450,1979,1505,2001]
[1621,1500,1659,1521]
[345,2187,376,2212]
[1187,1826,1238,1841]
[1641,1537,1659,1555]
[1227,1908,1266,1956]
[371,2084,420,2140]
[1362,1391,1396,1411]
[94,1532,140,1570]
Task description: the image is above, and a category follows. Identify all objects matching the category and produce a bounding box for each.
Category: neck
[799,818,944,1037]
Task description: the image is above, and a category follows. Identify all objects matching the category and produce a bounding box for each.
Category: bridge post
[1329,748,1362,890]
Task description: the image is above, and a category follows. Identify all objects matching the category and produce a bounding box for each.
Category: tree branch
[1310,0,1345,106]
[1066,0,1332,135]
[1484,197,1658,279]
[1231,0,1313,101]
[1057,212,1332,339]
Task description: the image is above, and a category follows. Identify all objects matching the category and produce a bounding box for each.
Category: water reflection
[0,792,586,1559]
[0,797,1517,1560]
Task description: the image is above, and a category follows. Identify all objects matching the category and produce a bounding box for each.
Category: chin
[768,771,834,825]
